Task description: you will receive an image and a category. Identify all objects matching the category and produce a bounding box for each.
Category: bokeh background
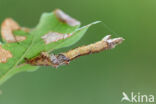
[0,0,156,104]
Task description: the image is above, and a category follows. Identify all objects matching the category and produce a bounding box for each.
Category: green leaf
[0,10,100,85]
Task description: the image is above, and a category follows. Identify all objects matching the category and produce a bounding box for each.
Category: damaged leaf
[0,9,102,85]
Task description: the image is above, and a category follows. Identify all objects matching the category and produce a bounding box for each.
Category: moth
[25,35,124,68]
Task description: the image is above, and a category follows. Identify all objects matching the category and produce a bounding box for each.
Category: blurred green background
[0,0,156,104]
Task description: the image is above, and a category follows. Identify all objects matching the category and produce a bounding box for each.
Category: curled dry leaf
[1,18,26,43]
[41,32,72,44]
[26,35,124,68]
[54,9,80,26]
[0,45,12,63]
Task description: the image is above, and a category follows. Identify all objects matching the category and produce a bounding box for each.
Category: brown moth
[25,35,124,68]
